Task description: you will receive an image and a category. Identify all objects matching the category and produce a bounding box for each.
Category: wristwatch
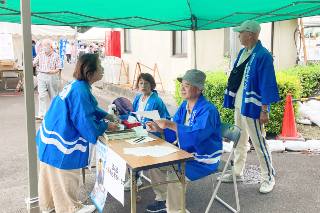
[261,109,269,114]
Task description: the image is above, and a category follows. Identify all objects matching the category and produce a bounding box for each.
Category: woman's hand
[145,121,163,133]
[105,114,121,124]
[106,122,120,131]
[112,115,122,124]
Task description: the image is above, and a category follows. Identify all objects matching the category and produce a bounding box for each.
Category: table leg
[20,72,24,90]
[180,162,186,213]
[130,170,136,213]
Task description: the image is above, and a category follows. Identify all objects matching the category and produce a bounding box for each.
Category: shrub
[265,72,302,134]
[278,64,320,97]
[172,70,302,134]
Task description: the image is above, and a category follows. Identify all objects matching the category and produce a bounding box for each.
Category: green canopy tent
[1,0,320,212]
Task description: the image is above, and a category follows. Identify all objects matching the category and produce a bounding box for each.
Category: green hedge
[278,63,320,97]
[266,72,301,133]
[173,70,302,134]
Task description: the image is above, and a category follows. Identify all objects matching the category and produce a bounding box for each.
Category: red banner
[105,31,121,58]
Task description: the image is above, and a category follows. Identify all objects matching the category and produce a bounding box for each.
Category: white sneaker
[124,177,142,191]
[35,115,44,120]
[75,205,96,213]
[259,179,275,193]
[218,174,244,183]
[42,208,54,213]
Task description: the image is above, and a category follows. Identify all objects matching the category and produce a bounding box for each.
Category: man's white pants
[234,107,275,181]
[150,165,190,213]
[37,72,59,117]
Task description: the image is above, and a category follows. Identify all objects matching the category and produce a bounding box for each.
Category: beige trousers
[149,165,190,213]
[37,72,59,117]
[234,107,275,181]
[38,162,84,213]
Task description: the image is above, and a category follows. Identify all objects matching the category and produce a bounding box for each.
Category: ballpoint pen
[134,137,145,143]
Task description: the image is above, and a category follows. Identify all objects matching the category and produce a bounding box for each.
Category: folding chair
[166,105,179,119]
[201,122,242,213]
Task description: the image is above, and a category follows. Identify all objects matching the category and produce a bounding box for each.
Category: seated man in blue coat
[145,69,223,213]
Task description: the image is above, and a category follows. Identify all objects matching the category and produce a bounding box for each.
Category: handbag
[227,55,251,93]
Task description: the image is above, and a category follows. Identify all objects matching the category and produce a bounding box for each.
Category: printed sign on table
[90,141,108,212]
[105,148,126,206]
[90,140,126,211]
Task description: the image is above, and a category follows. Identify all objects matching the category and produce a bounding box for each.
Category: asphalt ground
[0,62,319,213]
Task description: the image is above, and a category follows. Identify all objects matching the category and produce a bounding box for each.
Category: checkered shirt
[33,51,61,72]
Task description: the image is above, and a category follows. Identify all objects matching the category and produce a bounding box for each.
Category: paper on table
[124,145,179,158]
[132,110,161,121]
[132,126,148,137]
[125,136,156,145]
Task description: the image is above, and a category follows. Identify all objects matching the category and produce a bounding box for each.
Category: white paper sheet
[132,110,161,121]
[124,145,179,158]
[105,148,126,206]
[132,126,149,137]
[125,136,156,145]
[127,115,137,123]
[0,34,14,60]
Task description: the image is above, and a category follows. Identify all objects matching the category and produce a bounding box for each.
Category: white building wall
[120,19,298,93]
[121,29,192,93]
[196,29,227,71]
[273,19,298,70]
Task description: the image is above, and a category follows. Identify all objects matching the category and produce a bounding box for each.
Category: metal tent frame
[1,0,320,212]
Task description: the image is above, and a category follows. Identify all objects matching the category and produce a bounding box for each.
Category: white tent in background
[0,22,76,66]
[78,27,121,42]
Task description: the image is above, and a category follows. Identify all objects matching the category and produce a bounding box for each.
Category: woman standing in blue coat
[36,54,121,213]
[121,73,171,190]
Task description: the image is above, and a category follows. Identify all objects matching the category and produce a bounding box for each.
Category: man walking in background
[65,42,72,64]
[33,39,61,120]
[223,20,280,193]
[32,40,37,76]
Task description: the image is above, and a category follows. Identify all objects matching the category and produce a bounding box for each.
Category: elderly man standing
[33,39,61,120]
[145,69,223,213]
[223,20,280,193]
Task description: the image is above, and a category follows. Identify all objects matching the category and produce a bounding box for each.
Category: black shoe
[147,201,166,213]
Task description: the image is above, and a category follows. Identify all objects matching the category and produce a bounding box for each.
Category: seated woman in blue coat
[145,69,223,213]
[120,73,171,190]
[36,54,121,213]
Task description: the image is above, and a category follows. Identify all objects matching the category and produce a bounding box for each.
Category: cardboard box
[0,61,16,70]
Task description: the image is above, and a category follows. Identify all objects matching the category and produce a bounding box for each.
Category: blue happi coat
[164,94,223,181]
[224,40,280,119]
[36,79,109,170]
[121,91,171,139]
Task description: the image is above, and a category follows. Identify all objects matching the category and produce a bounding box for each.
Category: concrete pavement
[0,62,319,213]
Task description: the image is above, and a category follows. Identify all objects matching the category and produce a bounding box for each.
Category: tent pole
[20,0,39,212]
[193,30,197,69]
[75,26,78,63]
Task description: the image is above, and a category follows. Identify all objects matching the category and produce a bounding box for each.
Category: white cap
[233,20,261,33]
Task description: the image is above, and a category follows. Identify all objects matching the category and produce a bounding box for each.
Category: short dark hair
[73,54,99,82]
[32,40,35,45]
[135,73,156,90]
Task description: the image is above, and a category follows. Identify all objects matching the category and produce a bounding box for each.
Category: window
[124,29,131,53]
[173,31,187,56]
